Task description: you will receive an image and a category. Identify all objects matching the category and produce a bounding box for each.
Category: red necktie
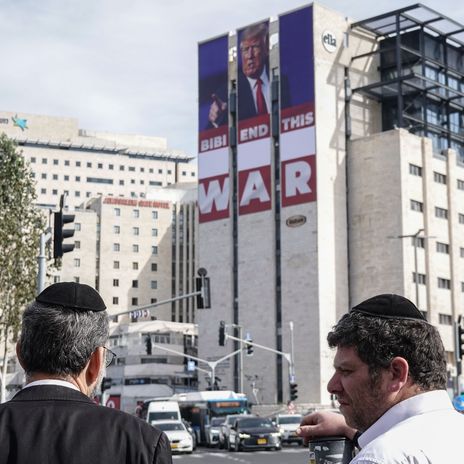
[255,78,268,115]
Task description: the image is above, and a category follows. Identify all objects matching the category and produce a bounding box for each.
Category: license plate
[257,438,267,444]
[171,443,178,449]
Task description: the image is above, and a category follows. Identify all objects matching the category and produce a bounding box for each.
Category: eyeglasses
[102,347,117,368]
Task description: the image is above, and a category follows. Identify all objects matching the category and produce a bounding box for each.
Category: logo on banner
[322,31,337,53]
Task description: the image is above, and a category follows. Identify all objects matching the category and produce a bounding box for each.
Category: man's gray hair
[18,301,109,378]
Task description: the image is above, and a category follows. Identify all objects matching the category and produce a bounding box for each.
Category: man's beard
[91,365,106,399]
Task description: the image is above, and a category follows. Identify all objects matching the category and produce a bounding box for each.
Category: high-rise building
[196,3,464,405]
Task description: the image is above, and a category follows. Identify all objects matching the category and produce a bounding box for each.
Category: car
[182,419,197,450]
[219,414,251,449]
[273,414,303,445]
[205,417,224,447]
[228,416,281,452]
[152,420,193,454]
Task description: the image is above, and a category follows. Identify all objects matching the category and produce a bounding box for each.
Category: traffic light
[145,335,152,355]
[53,210,75,258]
[290,382,298,401]
[218,321,226,346]
[196,276,211,309]
[101,377,112,392]
[245,337,254,356]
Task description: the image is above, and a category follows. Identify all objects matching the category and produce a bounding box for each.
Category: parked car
[205,417,225,447]
[153,420,193,454]
[228,417,281,452]
[219,414,251,449]
[273,414,303,445]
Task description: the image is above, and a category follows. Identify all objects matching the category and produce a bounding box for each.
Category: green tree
[0,134,44,402]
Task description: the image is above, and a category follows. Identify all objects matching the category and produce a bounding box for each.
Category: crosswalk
[173,447,306,460]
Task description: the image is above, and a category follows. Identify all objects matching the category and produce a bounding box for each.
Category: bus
[173,390,249,445]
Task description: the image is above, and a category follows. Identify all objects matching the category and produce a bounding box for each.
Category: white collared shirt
[352,390,464,463]
[246,68,270,114]
[22,379,80,391]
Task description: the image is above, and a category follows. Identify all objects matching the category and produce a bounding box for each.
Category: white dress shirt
[353,390,464,463]
[22,379,80,391]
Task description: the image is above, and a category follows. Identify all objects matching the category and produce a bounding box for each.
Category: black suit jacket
[0,385,172,464]
[237,70,269,121]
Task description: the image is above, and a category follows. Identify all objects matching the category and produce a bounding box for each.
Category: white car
[274,414,303,445]
[152,420,193,454]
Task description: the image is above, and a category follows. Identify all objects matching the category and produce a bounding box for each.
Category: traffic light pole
[151,343,243,390]
[37,229,52,294]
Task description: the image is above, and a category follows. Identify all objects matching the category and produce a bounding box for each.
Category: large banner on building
[279,6,316,207]
[237,20,272,215]
[198,35,230,223]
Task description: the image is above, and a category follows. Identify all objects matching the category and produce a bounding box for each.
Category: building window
[151,298,157,304]
[41,188,46,194]
[65,160,70,166]
[152,228,158,237]
[435,207,448,219]
[129,166,135,172]
[433,172,446,184]
[131,179,136,185]
[413,273,426,285]
[119,180,125,186]
[42,158,48,164]
[74,241,80,249]
[52,189,58,195]
[462,282,464,293]
[132,244,139,253]
[460,247,464,258]
[459,213,464,224]
[75,191,80,197]
[438,277,451,289]
[86,192,91,197]
[133,209,140,218]
[152,211,158,220]
[182,171,187,176]
[74,276,80,283]
[64,175,70,181]
[133,227,139,236]
[132,298,138,306]
[438,314,452,325]
[436,242,449,254]
[167,170,172,175]
[87,162,92,168]
[76,161,81,167]
[152,246,158,255]
[132,262,139,270]
[41,173,47,179]
[113,297,119,305]
[158,169,163,174]
[113,243,120,252]
[114,208,120,216]
[458,179,464,190]
[113,261,120,269]
[151,263,157,272]
[132,280,138,288]
[75,176,81,182]
[113,279,119,287]
[191,172,195,177]
[31,157,36,163]
[53,174,58,180]
[53,159,58,165]
[151,281,157,289]
[411,237,425,248]
[113,225,120,234]
[410,200,423,212]
[98,163,103,169]
[75,223,81,231]
[74,258,80,268]
[120,165,125,171]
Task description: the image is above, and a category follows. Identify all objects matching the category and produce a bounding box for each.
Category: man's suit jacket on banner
[0,385,172,464]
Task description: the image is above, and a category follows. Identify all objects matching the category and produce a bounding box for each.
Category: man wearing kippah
[0,282,172,464]
[297,294,464,463]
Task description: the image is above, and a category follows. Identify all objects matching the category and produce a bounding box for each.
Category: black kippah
[350,294,426,322]
[36,282,107,312]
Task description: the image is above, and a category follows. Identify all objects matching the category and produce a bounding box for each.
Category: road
[173,445,307,464]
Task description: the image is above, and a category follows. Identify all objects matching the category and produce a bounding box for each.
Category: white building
[196,3,464,405]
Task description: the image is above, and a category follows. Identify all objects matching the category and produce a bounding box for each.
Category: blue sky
[1,0,462,156]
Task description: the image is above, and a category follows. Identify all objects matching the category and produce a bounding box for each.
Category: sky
[1,0,463,156]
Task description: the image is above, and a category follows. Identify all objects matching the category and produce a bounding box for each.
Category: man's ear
[86,347,104,386]
[388,356,409,392]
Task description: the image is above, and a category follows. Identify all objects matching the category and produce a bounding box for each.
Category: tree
[0,134,44,402]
